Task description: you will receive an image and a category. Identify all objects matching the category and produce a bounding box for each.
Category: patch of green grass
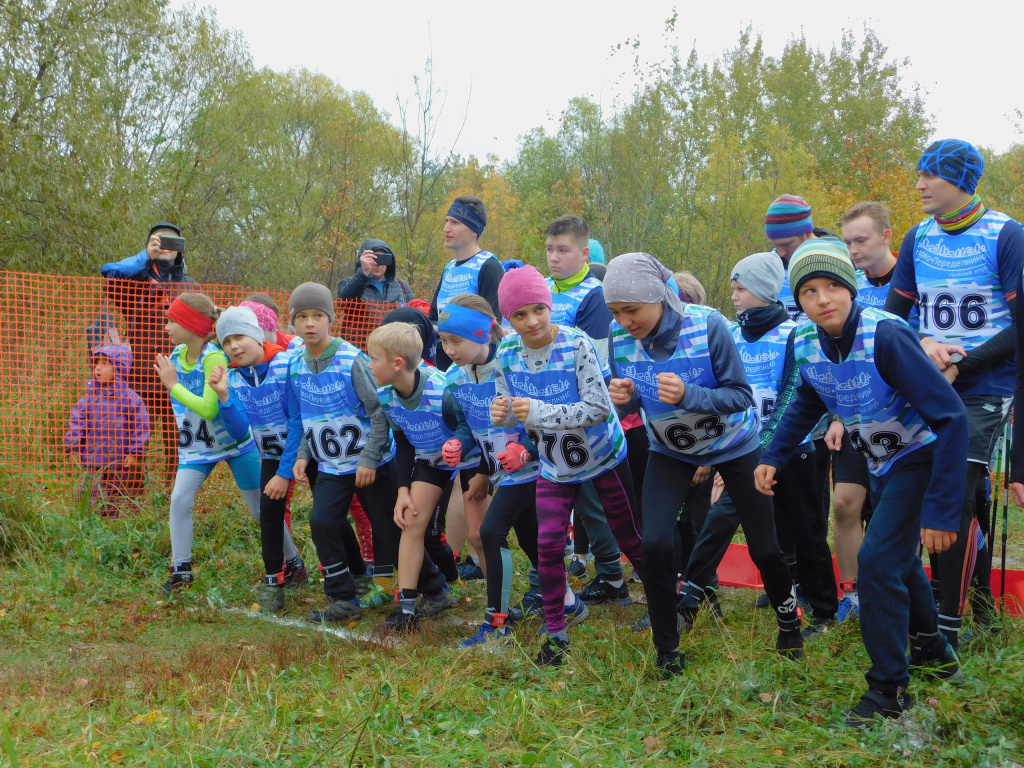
[0,492,1022,767]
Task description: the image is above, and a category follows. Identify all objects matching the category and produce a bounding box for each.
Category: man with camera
[101,222,195,485]
[337,239,414,305]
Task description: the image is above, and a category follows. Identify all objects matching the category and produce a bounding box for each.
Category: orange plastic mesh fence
[0,271,396,513]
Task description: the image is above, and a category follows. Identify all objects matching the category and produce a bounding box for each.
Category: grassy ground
[1,487,1023,767]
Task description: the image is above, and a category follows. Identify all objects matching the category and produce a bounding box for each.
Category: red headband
[168,297,214,337]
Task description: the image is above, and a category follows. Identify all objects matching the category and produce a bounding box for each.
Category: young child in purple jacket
[65,344,151,517]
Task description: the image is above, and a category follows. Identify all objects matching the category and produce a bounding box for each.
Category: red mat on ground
[716,543,1024,617]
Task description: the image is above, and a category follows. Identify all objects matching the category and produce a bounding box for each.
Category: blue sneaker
[836,596,860,623]
[508,590,543,622]
[539,596,590,634]
[457,559,485,581]
[458,621,511,649]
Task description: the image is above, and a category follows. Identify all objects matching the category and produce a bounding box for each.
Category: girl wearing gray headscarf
[603,252,803,676]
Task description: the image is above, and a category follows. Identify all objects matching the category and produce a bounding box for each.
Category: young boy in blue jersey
[829,201,903,618]
[366,322,479,633]
[284,283,405,624]
[603,253,801,675]
[728,252,838,634]
[884,139,1024,650]
[757,239,967,726]
[429,195,505,370]
[544,215,633,607]
[208,307,314,611]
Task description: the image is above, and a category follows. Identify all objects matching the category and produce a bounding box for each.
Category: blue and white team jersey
[285,335,304,354]
[547,275,603,327]
[497,327,626,483]
[290,342,395,476]
[436,251,501,314]
[446,363,538,487]
[170,344,254,466]
[793,307,935,476]
[227,352,292,460]
[729,321,812,448]
[611,305,759,459]
[729,320,794,427]
[777,270,801,320]
[855,270,919,329]
[377,365,481,471]
[911,211,1013,351]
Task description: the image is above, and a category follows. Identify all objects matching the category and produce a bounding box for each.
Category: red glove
[497,440,530,472]
[442,438,462,467]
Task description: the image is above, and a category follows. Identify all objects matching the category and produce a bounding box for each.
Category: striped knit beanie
[917,139,984,194]
[788,239,857,311]
[764,195,814,239]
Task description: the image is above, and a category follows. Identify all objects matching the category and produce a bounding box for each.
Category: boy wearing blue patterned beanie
[886,139,1024,652]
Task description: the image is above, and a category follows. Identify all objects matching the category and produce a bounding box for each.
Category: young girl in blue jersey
[207,306,311,612]
[438,294,543,648]
[602,253,802,676]
[758,240,967,726]
[366,322,480,634]
[490,265,644,667]
[283,283,404,624]
[153,292,280,594]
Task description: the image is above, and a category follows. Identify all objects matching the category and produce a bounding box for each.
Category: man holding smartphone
[336,239,414,305]
[101,222,195,485]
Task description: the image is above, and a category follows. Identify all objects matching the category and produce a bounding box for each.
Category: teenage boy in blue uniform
[429,196,504,370]
[759,240,967,726]
[884,139,1024,650]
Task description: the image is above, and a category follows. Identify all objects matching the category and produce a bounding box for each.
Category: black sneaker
[534,636,569,667]
[655,650,686,678]
[307,597,361,623]
[161,563,193,595]
[752,591,771,609]
[801,617,835,639]
[909,644,963,682]
[418,587,457,618]
[508,590,543,622]
[283,559,308,588]
[379,607,419,634]
[776,630,804,660]
[566,559,588,579]
[845,689,912,728]
[575,578,632,606]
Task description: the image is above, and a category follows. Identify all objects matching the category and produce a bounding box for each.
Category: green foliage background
[2,1,1023,306]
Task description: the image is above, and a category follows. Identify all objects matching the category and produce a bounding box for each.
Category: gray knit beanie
[216,306,264,346]
[731,252,785,304]
[289,282,336,324]
[788,240,858,310]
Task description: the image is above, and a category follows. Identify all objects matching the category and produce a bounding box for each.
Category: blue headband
[447,201,486,237]
[438,304,493,342]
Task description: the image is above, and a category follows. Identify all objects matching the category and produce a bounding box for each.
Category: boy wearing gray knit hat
[216,306,264,349]
[288,282,336,325]
[731,252,785,305]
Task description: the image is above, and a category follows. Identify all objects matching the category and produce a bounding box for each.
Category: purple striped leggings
[535,460,643,634]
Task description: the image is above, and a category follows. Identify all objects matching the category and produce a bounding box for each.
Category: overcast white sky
[173,0,1024,163]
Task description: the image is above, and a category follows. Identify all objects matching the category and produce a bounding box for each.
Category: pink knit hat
[497,264,552,320]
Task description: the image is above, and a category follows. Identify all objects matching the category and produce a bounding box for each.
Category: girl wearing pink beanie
[491,265,644,667]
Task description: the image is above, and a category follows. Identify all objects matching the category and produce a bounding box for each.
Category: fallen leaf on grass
[250,603,261,612]
[30,725,47,737]
[644,736,664,753]
[296,633,307,638]
[109,749,124,764]
[770,748,783,756]
[75,678,90,689]
[804,713,825,724]
[123,680,136,690]
[758,693,774,703]
[189,710,218,722]
[130,710,167,725]
[301,597,317,605]
[0,609,6,618]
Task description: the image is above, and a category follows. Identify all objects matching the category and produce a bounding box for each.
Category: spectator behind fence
[64,344,150,518]
[101,222,195,485]
[337,239,414,304]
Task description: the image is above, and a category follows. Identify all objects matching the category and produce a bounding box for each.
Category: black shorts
[833,430,870,490]
[964,394,1012,465]
[411,461,457,490]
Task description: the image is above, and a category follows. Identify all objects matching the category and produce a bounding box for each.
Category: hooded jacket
[336,239,414,304]
[65,344,151,470]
